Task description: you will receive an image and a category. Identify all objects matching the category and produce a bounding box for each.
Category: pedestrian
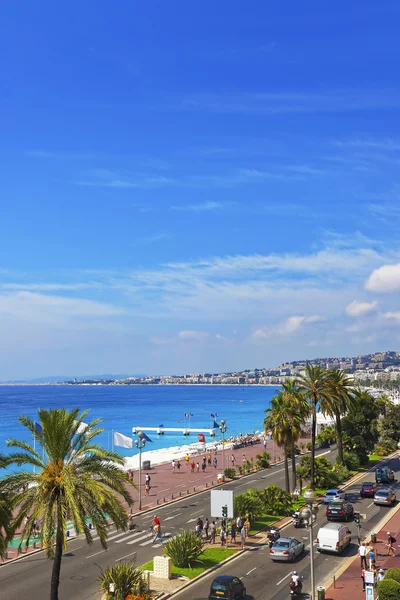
[377,569,385,582]
[210,521,217,544]
[359,541,368,568]
[145,482,150,496]
[263,437,267,451]
[145,473,151,485]
[185,454,190,465]
[220,525,226,547]
[152,514,160,528]
[242,454,246,463]
[204,518,209,539]
[213,457,217,469]
[387,532,396,557]
[230,521,237,544]
[172,460,176,473]
[152,522,163,545]
[236,515,243,530]
[368,543,376,569]
[177,460,181,473]
[240,525,246,550]
[196,462,200,473]
[214,445,218,455]
[231,454,235,467]
[202,460,206,473]
[190,461,195,473]
[208,454,212,466]
[195,522,202,536]
[361,568,366,592]
[244,518,250,537]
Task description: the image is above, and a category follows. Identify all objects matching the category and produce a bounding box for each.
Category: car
[269,537,305,562]
[360,482,377,498]
[323,489,347,504]
[208,575,246,600]
[375,467,395,484]
[326,501,354,521]
[374,488,396,506]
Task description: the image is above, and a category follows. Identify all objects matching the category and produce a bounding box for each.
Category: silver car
[374,488,396,506]
[269,537,305,562]
[323,488,347,504]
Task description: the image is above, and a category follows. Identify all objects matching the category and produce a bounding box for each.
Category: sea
[0,385,279,460]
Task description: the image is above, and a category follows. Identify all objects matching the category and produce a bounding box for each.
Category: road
[172,453,400,600]
[1,447,334,600]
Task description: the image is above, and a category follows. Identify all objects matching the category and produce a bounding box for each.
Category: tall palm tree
[279,380,310,491]
[0,408,133,600]
[376,393,392,418]
[296,365,330,490]
[264,393,292,492]
[323,369,355,465]
[0,490,12,558]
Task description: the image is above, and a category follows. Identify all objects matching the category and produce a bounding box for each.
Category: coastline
[0,383,280,387]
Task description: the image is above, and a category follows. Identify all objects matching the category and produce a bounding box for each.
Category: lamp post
[301,490,318,600]
[220,419,227,472]
[135,431,146,511]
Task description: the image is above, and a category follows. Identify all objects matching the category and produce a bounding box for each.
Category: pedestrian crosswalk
[85,528,174,549]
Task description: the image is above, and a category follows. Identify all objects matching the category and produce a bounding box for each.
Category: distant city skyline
[1,2,400,379]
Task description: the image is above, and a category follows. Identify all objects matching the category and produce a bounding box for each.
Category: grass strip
[140,547,237,579]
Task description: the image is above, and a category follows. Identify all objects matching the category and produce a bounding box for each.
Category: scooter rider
[290,571,302,593]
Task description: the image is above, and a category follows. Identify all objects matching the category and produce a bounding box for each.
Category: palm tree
[0,408,133,600]
[376,393,392,418]
[279,380,310,491]
[264,394,292,492]
[0,491,12,558]
[323,369,355,465]
[296,365,330,490]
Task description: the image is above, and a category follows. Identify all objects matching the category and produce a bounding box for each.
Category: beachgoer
[210,521,216,544]
[387,532,396,557]
[190,461,195,473]
[204,518,209,539]
[240,526,246,550]
[213,457,217,469]
[359,542,367,568]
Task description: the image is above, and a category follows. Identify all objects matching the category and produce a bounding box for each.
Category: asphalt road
[0,447,334,600]
[172,454,400,600]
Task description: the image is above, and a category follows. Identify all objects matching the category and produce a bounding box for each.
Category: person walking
[172,460,176,473]
[220,525,226,547]
[240,525,246,550]
[145,481,150,496]
[190,460,195,473]
[210,521,217,544]
[387,532,396,557]
[367,543,376,569]
[152,522,163,545]
[236,515,243,531]
[231,454,235,467]
[361,568,366,592]
[208,454,212,466]
[244,517,250,536]
[263,437,267,451]
[359,542,368,568]
[201,460,206,473]
[196,462,200,473]
[185,454,190,465]
[204,518,209,539]
[177,460,181,473]
[213,457,217,469]
[230,521,237,544]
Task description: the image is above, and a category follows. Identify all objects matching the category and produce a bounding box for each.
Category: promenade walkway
[325,506,400,600]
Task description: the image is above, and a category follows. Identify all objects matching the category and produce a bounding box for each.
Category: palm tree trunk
[335,409,344,465]
[284,447,290,493]
[310,400,317,490]
[291,440,297,492]
[50,500,64,600]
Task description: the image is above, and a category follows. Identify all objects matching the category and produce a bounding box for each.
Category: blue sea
[0,385,278,458]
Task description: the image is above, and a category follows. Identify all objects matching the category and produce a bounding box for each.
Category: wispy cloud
[251,314,322,341]
[170,201,223,212]
[346,300,379,317]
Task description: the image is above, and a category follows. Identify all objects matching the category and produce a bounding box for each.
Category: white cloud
[346,300,379,317]
[365,263,400,292]
[178,330,209,341]
[170,201,223,212]
[251,314,322,341]
[383,312,400,323]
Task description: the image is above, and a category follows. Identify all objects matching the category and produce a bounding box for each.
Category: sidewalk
[325,504,400,600]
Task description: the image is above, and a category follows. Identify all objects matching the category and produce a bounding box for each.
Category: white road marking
[367,502,374,508]
[139,533,172,547]
[65,545,83,552]
[247,479,258,483]
[186,518,198,523]
[246,567,257,575]
[276,573,292,586]
[116,551,138,562]
[86,549,106,559]
[127,533,154,545]
[164,513,181,521]
[107,530,135,542]
[116,531,145,544]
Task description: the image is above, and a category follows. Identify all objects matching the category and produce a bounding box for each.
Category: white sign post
[210,489,234,519]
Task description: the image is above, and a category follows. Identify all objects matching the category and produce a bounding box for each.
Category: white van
[316,522,352,553]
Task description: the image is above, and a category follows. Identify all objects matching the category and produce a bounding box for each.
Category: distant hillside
[1,374,146,384]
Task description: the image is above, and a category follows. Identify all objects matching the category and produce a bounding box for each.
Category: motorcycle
[292,510,306,528]
[289,578,303,597]
[267,527,280,548]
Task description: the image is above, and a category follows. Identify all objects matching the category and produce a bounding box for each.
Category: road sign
[211,489,234,519]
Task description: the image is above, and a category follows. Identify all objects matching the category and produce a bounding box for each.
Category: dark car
[209,575,246,600]
[326,501,354,521]
[360,482,377,498]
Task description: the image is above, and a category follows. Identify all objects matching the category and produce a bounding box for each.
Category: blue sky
[1,1,400,379]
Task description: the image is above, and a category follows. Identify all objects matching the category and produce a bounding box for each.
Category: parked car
[326,501,354,521]
[269,537,305,562]
[374,488,396,506]
[208,575,246,600]
[360,482,377,498]
[323,488,347,504]
[316,523,352,553]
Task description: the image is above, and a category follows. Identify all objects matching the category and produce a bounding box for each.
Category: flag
[141,432,153,443]
[74,420,90,434]
[34,422,42,433]
[213,420,220,429]
[159,424,164,427]
[113,431,133,449]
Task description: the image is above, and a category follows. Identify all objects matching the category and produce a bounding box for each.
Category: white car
[323,489,347,504]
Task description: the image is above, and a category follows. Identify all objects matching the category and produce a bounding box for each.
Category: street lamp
[220,419,227,472]
[301,490,319,600]
[135,431,146,510]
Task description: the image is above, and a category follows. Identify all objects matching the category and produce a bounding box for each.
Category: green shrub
[163,529,204,568]
[255,451,270,469]
[342,452,360,471]
[224,468,236,479]
[306,442,312,451]
[261,484,293,516]
[377,578,400,600]
[234,488,263,522]
[385,568,400,583]
[98,561,145,600]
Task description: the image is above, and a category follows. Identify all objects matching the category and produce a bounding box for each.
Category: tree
[264,394,291,492]
[341,389,380,463]
[323,370,354,464]
[296,365,330,490]
[261,484,293,516]
[0,490,12,558]
[380,406,400,445]
[0,408,133,600]
[376,393,392,418]
[376,578,400,600]
[234,488,264,522]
